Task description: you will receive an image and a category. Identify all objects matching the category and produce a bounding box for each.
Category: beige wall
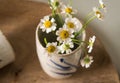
[31,0,120,74]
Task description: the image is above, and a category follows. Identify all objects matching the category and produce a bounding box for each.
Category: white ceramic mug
[36,25,86,79]
[0,30,15,68]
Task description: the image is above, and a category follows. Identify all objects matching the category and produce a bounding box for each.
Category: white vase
[36,24,86,79]
[0,30,15,68]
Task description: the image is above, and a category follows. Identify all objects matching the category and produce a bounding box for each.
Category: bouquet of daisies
[38,0,106,68]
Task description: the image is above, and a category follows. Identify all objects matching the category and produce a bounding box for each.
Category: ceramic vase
[36,23,86,79]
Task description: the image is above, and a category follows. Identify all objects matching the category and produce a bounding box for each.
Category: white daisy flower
[39,16,57,33]
[87,36,96,53]
[56,28,74,43]
[99,0,106,11]
[63,17,82,32]
[61,5,77,17]
[93,7,104,21]
[59,41,74,54]
[46,42,58,54]
[81,55,94,68]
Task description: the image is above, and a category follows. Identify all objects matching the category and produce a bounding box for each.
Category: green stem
[73,42,81,45]
[85,11,94,21]
[58,14,64,25]
[85,6,102,21]
[57,41,61,46]
[75,16,97,37]
[48,0,50,4]
[44,38,48,45]
[72,39,80,42]
[74,41,87,55]
[52,10,56,16]
[98,6,102,10]
[72,39,87,44]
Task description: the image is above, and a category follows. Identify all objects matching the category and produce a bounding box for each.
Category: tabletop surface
[0,0,119,83]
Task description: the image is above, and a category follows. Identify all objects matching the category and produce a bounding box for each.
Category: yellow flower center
[47,45,56,53]
[95,11,102,18]
[44,20,52,28]
[96,11,101,15]
[67,22,75,28]
[63,44,70,50]
[84,57,90,63]
[101,4,105,8]
[65,7,72,14]
[60,30,69,39]
[89,42,93,47]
